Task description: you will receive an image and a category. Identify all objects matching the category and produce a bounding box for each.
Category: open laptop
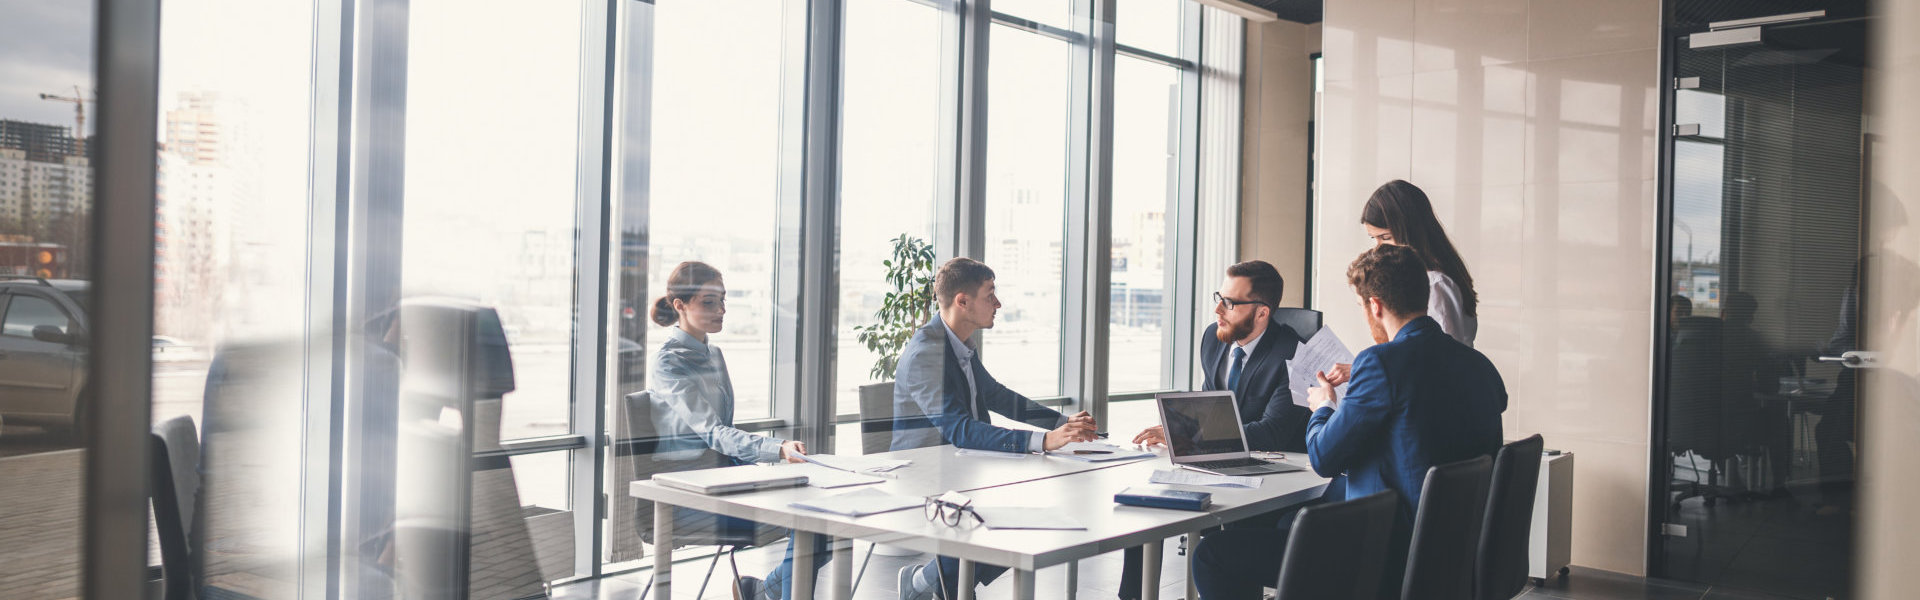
[652,464,809,495]
[1155,390,1306,476]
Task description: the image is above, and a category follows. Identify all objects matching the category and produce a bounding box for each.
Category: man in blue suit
[1118,260,1313,599]
[892,257,1099,600]
[1191,244,1506,600]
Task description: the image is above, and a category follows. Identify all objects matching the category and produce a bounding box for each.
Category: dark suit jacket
[1306,316,1506,597]
[1199,322,1312,452]
[890,314,1068,452]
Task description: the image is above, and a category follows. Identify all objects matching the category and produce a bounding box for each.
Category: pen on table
[1072,450,1113,455]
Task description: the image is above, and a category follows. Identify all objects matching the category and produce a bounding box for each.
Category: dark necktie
[1228,346,1246,391]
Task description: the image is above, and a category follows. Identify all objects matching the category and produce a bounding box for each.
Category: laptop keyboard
[1190,457,1270,470]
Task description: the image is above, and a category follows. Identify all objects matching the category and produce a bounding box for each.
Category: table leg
[1066,560,1079,600]
[1142,540,1163,600]
[958,559,976,600]
[1013,568,1036,600]
[830,536,854,600]
[793,531,818,600]
[1185,539,1198,600]
[652,502,673,599]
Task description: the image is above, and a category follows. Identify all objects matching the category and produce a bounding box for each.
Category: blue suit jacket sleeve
[892,332,1054,453]
[1306,349,1393,477]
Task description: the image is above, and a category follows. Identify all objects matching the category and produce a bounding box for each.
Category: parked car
[152,335,203,362]
[0,276,90,438]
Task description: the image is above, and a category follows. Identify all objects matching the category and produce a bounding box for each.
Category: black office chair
[1668,316,1728,507]
[621,391,783,600]
[1402,455,1494,600]
[1274,490,1399,600]
[1475,435,1544,600]
[857,382,896,456]
[1271,307,1324,341]
[149,415,202,600]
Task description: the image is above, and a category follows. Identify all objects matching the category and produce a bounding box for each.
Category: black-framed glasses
[924,495,983,527]
[1213,291,1272,312]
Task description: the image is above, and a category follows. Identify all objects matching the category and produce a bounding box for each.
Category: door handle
[1817,350,1879,369]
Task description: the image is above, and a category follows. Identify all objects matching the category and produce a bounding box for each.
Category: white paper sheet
[1149,468,1261,489]
[955,448,1030,459]
[1288,326,1355,407]
[801,453,912,473]
[781,463,886,488]
[973,507,1088,530]
[789,488,925,517]
[1046,441,1156,463]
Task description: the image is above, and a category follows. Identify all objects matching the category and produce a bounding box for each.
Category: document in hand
[1288,326,1355,407]
[801,453,912,473]
[790,488,925,517]
[1046,441,1156,462]
[972,507,1088,530]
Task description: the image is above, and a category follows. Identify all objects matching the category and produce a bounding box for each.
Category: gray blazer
[649,327,785,464]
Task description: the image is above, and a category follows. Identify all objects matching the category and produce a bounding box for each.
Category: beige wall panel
[1860,1,1920,597]
[1311,0,1660,575]
[1526,0,1659,62]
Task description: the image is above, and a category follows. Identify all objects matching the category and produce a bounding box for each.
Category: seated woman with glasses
[649,261,827,600]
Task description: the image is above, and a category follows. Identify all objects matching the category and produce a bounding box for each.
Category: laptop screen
[1159,391,1248,459]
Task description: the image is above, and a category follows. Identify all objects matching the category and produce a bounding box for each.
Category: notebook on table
[652,464,809,495]
[1155,390,1306,477]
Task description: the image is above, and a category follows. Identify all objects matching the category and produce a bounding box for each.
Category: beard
[1216,313,1253,343]
[1366,310,1390,344]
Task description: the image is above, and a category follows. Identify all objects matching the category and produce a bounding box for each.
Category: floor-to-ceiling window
[1108,0,1188,394]
[5,0,1244,594]
[982,17,1075,398]
[836,0,945,430]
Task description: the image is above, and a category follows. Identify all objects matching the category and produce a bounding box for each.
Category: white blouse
[1427,270,1477,347]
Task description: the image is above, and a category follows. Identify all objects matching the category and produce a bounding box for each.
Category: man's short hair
[1346,244,1430,317]
[935,257,996,308]
[1225,260,1285,307]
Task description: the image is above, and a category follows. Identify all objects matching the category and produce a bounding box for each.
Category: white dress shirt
[1427,270,1477,347]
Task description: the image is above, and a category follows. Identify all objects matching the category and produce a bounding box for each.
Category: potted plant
[854,234,938,382]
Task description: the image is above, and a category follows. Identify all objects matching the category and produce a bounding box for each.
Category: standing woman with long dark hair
[1361,180,1480,346]
[649,261,826,600]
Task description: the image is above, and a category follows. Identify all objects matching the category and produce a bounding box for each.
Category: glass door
[1657,11,1869,598]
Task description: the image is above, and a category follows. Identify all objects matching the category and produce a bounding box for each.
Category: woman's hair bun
[650,295,678,327]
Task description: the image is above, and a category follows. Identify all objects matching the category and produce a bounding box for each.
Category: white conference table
[629,445,1330,600]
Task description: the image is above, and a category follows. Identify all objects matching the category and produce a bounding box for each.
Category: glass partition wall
[6,0,1242,596]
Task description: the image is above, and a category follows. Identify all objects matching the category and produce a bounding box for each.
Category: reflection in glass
[606,0,796,568]
[984,25,1072,397]
[839,0,942,425]
[405,0,583,443]
[1109,57,1179,392]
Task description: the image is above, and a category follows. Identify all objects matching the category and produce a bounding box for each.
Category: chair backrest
[858,382,896,455]
[1402,455,1494,600]
[149,415,201,600]
[1276,490,1399,600]
[1476,435,1544,600]
[1271,307,1324,341]
[615,391,736,546]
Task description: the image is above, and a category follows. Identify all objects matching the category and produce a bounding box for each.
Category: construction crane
[38,85,87,158]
